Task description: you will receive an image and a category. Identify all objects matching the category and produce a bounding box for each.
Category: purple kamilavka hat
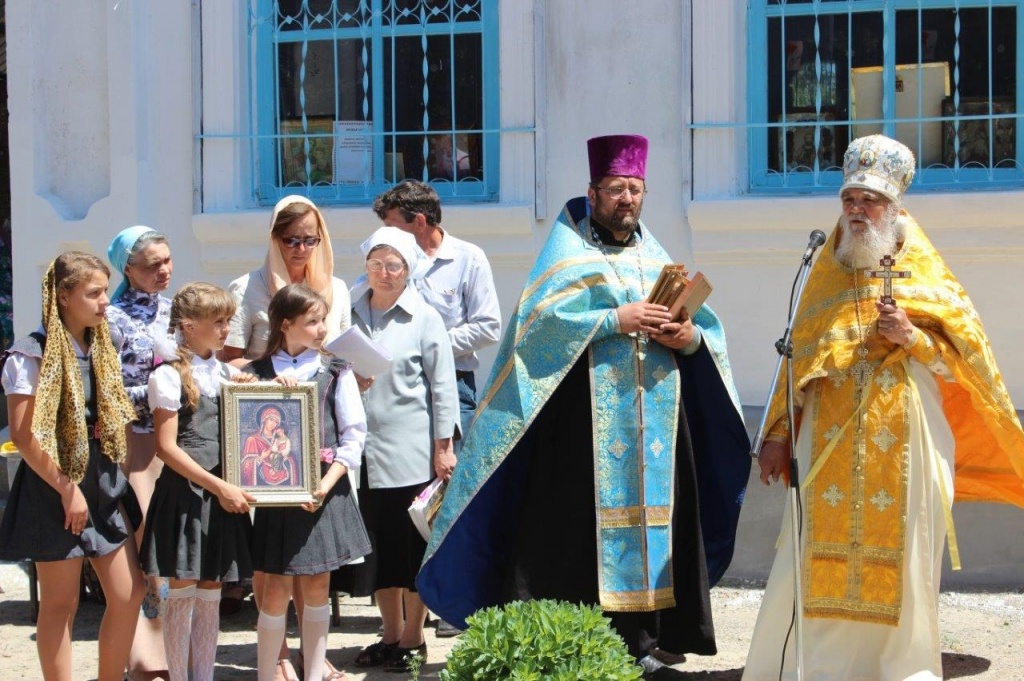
[587,134,649,181]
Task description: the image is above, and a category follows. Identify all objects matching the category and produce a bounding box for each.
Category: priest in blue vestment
[417,134,751,678]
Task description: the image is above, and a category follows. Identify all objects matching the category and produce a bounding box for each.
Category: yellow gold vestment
[764,214,1024,625]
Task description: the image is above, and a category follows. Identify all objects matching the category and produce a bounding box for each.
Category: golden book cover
[647,265,713,321]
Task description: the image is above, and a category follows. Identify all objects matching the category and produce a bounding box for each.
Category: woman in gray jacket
[345,226,459,674]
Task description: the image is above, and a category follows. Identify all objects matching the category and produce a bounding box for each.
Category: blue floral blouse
[106,287,172,433]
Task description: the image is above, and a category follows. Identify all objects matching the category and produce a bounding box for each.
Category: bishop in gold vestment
[744,135,1024,681]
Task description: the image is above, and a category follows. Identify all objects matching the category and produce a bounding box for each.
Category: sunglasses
[281,236,322,249]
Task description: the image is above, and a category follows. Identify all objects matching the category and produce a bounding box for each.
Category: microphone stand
[750,233,823,681]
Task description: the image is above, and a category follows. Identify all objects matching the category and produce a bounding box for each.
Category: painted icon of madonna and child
[239,402,303,488]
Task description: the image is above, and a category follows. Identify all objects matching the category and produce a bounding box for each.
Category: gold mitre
[840,134,915,203]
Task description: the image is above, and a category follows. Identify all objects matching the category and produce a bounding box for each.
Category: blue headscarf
[107,225,157,302]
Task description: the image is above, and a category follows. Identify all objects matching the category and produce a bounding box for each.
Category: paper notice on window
[323,325,393,377]
[333,121,373,184]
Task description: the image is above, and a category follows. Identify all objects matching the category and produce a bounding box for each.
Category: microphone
[801,229,827,261]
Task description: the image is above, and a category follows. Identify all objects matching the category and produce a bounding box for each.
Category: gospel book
[647,266,713,321]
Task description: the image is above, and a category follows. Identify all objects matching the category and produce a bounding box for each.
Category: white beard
[835,204,902,269]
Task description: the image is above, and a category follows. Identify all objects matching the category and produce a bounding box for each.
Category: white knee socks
[257,611,288,681]
[301,603,331,681]
[163,585,196,681]
[190,587,222,681]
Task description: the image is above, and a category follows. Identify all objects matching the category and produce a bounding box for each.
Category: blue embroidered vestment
[417,198,750,627]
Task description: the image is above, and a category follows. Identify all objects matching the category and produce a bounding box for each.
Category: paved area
[0,564,1021,679]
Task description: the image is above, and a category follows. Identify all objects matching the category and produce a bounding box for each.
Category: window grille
[741,0,1023,193]
[244,0,500,205]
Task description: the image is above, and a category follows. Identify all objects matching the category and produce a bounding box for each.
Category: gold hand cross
[867,255,911,305]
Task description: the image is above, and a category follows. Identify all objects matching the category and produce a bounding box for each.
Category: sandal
[353,639,399,668]
[297,651,347,681]
[276,658,299,681]
[382,642,427,673]
[322,659,347,680]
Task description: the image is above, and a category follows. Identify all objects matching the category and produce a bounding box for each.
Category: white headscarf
[264,195,335,305]
[263,195,345,334]
[349,226,427,300]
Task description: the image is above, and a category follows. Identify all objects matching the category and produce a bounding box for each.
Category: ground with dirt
[0,564,1020,679]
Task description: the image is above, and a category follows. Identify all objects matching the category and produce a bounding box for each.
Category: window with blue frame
[748,1,1022,192]
[250,0,499,205]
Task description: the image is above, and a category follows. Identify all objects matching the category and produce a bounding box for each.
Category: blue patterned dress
[106,287,172,432]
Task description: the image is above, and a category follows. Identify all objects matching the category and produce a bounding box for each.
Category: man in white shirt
[373,180,501,637]
[373,180,501,444]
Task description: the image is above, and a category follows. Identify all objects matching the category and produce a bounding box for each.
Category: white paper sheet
[323,326,393,377]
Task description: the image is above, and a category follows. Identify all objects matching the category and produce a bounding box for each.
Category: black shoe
[642,667,689,680]
[435,619,463,638]
[353,639,399,668]
[383,642,427,673]
[649,648,687,666]
[639,654,688,680]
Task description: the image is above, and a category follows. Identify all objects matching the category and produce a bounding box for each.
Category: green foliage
[439,600,643,681]
[406,647,423,680]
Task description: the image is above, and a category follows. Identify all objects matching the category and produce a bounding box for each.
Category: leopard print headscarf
[31,261,136,483]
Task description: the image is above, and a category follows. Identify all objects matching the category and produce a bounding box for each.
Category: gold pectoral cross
[868,254,912,305]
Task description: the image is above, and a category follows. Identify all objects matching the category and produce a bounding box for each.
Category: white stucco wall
[8,1,200,336]
[536,1,691,263]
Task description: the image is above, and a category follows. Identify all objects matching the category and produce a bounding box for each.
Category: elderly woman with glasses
[221,195,350,680]
[342,226,459,674]
[222,195,350,366]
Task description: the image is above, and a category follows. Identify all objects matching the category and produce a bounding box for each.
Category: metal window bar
[813,10,822,176]
[727,0,1024,193]
[448,0,458,185]
[227,0,511,206]
[947,3,960,168]
[421,8,430,183]
[988,1,994,169]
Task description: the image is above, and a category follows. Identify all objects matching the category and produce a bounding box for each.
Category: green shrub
[439,599,643,681]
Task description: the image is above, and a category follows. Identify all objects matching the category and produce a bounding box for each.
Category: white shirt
[267,348,367,470]
[1,328,87,395]
[414,230,501,372]
[227,271,351,360]
[148,353,240,411]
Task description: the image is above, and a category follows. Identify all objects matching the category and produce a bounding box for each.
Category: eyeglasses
[366,259,406,275]
[281,236,322,249]
[595,186,648,200]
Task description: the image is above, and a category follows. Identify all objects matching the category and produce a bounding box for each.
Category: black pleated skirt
[141,466,253,582]
[251,465,371,575]
[331,465,429,596]
[0,440,138,562]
